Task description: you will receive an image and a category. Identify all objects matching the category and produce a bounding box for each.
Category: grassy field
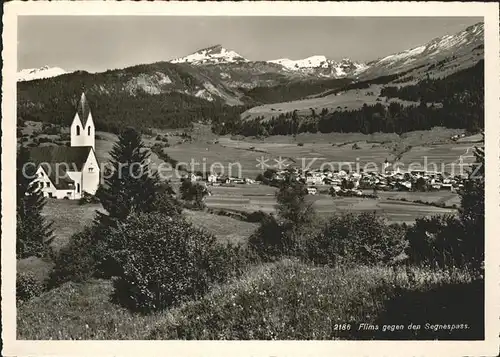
[42,200,258,250]
[240,85,420,122]
[183,210,258,245]
[42,200,104,251]
[202,185,459,225]
[41,184,459,251]
[17,259,482,340]
[150,127,473,179]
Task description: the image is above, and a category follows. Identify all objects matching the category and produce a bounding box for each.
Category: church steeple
[77,92,91,127]
[70,92,95,150]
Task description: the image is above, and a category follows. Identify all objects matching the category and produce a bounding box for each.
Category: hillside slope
[238,23,484,129]
[359,22,483,81]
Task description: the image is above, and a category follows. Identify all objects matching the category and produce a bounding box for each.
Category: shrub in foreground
[17,272,44,302]
[307,212,408,266]
[405,215,476,270]
[248,213,286,261]
[47,223,118,288]
[109,212,237,313]
[179,179,208,210]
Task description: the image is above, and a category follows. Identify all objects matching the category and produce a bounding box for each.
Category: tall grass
[17,259,482,340]
[149,259,481,340]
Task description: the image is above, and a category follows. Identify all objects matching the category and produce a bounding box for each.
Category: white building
[28,93,100,200]
[208,173,218,184]
[307,187,318,195]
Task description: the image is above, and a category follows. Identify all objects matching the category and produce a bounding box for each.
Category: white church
[29,93,100,200]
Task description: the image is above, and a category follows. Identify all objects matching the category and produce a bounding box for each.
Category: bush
[17,272,44,302]
[249,176,317,261]
[109,212,228,313]
[206,242,250,283]
[306,212,408,266]
[179,179,208,209]
[405,215,469,269]
[246,210,268,223]
[148,188,182,217]
[297,142,304,146]
[48,225,114,287]
[248,214,285,261]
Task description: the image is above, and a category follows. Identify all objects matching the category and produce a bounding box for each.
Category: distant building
[307,187,318,195]
[208,173,218,184]
[28,93,100,200]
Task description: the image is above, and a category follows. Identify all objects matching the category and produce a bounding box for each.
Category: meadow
[17,259,482,340]
[240,85,420,122]
[141,127,472,180]
[203,187,457,225]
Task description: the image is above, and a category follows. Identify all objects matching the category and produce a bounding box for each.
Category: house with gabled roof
[28,93,100,200]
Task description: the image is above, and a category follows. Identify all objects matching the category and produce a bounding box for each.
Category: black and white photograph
[2,2,499,356]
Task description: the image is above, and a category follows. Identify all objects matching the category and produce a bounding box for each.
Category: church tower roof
[76,92,91,127]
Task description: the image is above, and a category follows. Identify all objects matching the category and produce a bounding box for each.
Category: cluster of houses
[451,133,467,141]
[269,164,467,195]
[183,172,256,185]
[184,162,467,196]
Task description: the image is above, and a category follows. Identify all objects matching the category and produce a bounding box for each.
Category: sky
[18,16,482,73]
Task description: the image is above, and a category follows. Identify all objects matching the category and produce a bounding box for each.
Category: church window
[88,126,91,136]
[89,167,94,173]
[76,125,81,136]
[47,182,51,188]
[77,183,80,193]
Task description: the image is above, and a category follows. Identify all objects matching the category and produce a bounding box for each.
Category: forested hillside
[17,63,352,132]
[240,78,351,105]
[17,64,252,132]
[234,60,484,136]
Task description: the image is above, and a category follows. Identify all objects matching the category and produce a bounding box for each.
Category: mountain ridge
[17,66,69,82]
[17,22,483,134]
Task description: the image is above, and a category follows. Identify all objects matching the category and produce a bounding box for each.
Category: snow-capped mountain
[171,45,367,79]
[268,56,367,77]
[360,22,484,79]
[171,45,248,65]
[17,65,68,82]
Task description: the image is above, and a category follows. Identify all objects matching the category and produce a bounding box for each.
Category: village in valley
[194,163,467,196]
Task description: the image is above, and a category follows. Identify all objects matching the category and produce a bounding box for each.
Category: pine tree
[275,173,315,228]
[96,127,160,225]
[16,145,54,258]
